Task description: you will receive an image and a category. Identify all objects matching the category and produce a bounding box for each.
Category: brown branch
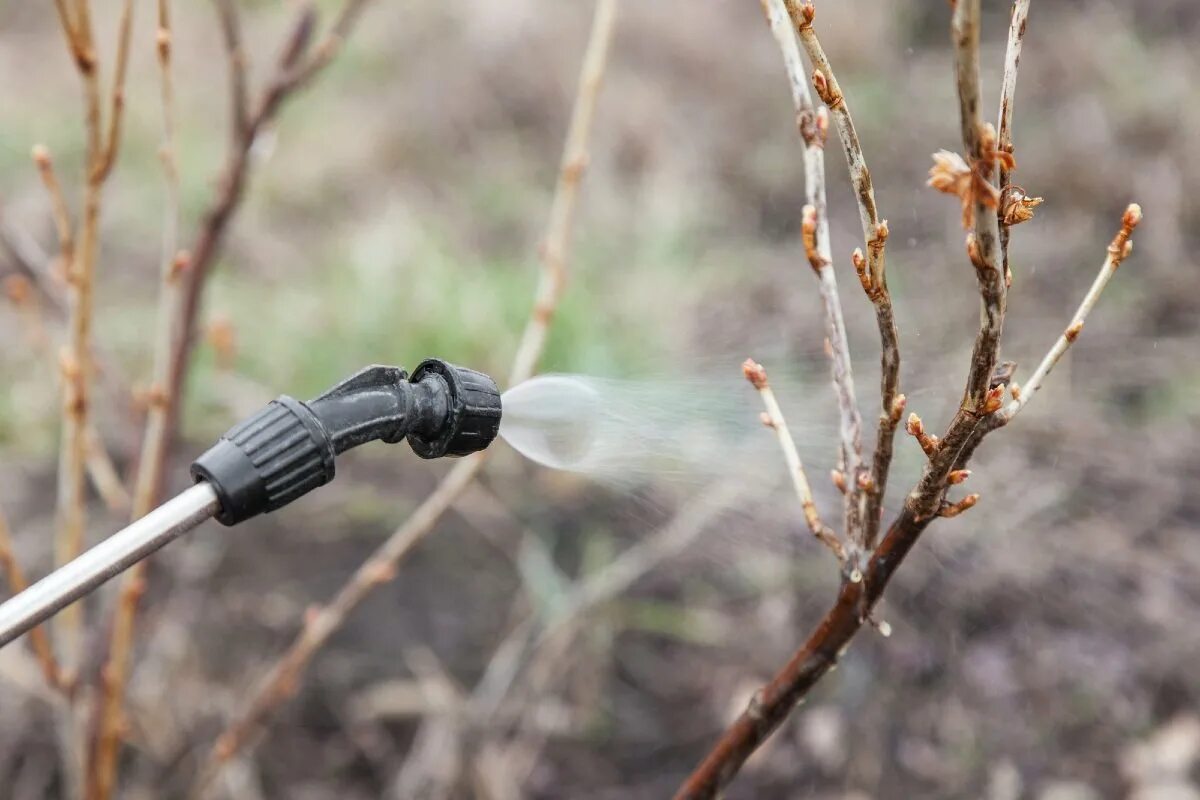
[189,2,619,792]
[3,273,128,514]
[211,0,249,142]
[678,3,1122,795]
[1001,204,1141,422]
[952,0,1006,414]
[89,2,184,795]
[743,359,847,565]
[93,0,135,183]
[786,0,900,550]
[0,503,61,690]
[997,0,1032,285]
[760,0,865,555]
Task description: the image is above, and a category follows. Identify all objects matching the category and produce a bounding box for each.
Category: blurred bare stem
[676,1,1141,796]
[88,1,183,795]
[39,0,136,792]
[84,1,378,797]
[45,0,134,685]
[0,503,61,689]
[191,2,620,793]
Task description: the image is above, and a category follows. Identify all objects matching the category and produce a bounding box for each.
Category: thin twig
[190,3,619,792]
[786,0,901,550]
[762,0,865,554]
[0,503,61,689]
[2,272,129,513]
[89,2,185,794]
[93,0,135,183]
[1002,205,1141,421]
[953,0,1006,413]
[743,359,846,564]
[997,0,1032,285]
[211,0,249,141]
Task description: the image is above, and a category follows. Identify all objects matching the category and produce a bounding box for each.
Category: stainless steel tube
[0,483,221,649]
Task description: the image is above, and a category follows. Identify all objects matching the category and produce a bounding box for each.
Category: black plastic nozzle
[190,360,501,526]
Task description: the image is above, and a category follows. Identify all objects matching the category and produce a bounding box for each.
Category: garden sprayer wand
[0,359,501,649]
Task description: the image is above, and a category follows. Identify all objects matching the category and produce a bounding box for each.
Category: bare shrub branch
[760,0,865,553]
[191,3,620,791]
[998,0,1032,283]
[786,0,901,549]
[1002,204,1141,421]
[0,504,61,689]
[744,358,847,564]
[676,2,1139,795]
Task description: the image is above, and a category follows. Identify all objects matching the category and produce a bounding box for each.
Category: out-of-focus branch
[760,0,865,553]
[191,3,619,792]
[0,503,61,689]
[786,0,901,549]
[90,1,186,794]
[211,0,249,141]
[997,0,1032,284]
[462,479,754,795]
[50,0,133,695]
[93,0,135,183]
[743,359,846,564]
[1002,205,1141,421]
[2,274,129,513]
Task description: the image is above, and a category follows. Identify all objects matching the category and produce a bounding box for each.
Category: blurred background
[1,0,1198,797]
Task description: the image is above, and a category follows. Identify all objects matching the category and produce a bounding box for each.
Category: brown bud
[890,393,907,423]
[830,469,847,494]
[938,493,979,518]
[742,358,768,390]
[31,144,51,169]
[815,106,829,144]
[1123,203,1143,230]
[905,412,923,437]
[982,385,1004,414]
[170,250,191,281]
[1064,320,1083,343]
[947,469,971,485]
[3,275,32,305]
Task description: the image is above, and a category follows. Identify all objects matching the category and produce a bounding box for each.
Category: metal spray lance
[0,359,502,649]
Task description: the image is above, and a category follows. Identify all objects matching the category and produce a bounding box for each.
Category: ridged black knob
[407,359,502,458]
[190,396,335,525]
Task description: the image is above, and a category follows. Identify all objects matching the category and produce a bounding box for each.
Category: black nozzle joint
[190,360,501,526]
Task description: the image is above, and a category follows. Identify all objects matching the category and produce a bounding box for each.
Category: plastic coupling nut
[190,361,501,526]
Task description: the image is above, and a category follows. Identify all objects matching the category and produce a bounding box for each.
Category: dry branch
[785,0,901,550]
[89,2,186,794]
[997,0,1032,283]
[760,0,865,554]
[191,3,620,792]
[743,358,846,564]
[677,2,1139,795]
[0,504,61,689]
[1001,204,1141,422]
[952,0,1006,413]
